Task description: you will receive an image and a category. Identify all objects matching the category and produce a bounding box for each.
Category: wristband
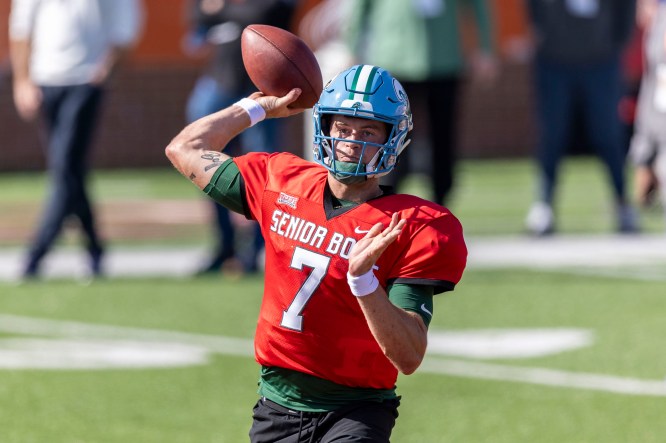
[347,270,379,297]
[234,98,266,127]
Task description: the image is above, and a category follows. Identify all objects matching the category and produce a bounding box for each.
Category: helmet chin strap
[331,160,368,184]
[318,138,397,183]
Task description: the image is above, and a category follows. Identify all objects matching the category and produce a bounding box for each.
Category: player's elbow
[394,354,424,375]
[165,140,196,182]
[164,139,182,165]
[165,139,175,159]
[389,345,426,375]
[165,138,192,172]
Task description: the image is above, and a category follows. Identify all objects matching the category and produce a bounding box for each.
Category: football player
[166,64,467,442]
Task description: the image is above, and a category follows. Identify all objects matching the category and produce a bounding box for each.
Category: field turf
[0,157,664,442]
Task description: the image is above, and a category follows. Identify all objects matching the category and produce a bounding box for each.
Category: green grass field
[1,157,665,442]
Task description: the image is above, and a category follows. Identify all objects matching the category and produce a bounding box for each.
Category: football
[241,24,323,109]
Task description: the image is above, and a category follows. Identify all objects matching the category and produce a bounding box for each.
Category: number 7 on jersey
[281,247,331,331]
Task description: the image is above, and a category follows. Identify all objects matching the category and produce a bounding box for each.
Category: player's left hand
[348,213,406,277]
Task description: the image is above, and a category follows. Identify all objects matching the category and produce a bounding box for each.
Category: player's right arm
[165,89,304,190]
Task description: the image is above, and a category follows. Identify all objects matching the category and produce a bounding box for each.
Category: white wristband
[347,270,379,297]
[234,98,266,127]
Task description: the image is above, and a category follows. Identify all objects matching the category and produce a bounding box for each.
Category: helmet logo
[340,99,373,112]
[393,78,408,105]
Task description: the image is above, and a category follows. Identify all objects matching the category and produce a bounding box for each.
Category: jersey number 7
[281,247,332,331]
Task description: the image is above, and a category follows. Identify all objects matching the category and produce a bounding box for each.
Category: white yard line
[1,314,665,397]
[0,314,253,357]
[420,358,666,397]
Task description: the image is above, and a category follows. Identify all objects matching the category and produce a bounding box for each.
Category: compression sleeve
[203,158,245,214]
[387,283,434,327]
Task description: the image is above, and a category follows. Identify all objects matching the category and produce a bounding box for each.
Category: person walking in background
[165,64,467,441]
[524,0,639,236]
[182,0,296,274]
[9,0,143,279]
[344,0,498,206]
[629,0,666,225]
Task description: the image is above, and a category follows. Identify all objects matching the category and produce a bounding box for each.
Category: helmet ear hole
[382,123,391,144]
[321,115,332,137]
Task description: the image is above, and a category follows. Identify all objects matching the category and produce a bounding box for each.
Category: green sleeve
[202,159,245,214]
[387,283,434,327]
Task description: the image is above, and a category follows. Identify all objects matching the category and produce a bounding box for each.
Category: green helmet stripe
[348,65,379,101]
[348,66,363,100]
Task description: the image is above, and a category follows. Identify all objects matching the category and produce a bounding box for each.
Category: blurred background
[1,0,664,274]
[2,0,665,273]
[1,2,666,442]
[0,0,535,171]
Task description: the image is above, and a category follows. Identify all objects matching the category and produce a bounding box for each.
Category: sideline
[1,233,666,281]
[468,233,666,269]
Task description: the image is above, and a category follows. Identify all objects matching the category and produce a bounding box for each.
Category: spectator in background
[629,0,666,224]
[344,0,498,206]
[9,0,144,279]
[524,0,639,235]
[618,19,645,149]
[182,0,296,274]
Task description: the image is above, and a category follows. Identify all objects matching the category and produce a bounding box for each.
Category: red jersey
[234,152,467,389]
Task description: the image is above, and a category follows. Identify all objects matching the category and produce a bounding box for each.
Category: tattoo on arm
[189,173,196,181]
[201,151,225,172]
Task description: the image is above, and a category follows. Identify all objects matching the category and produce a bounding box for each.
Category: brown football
[241,24,323,109]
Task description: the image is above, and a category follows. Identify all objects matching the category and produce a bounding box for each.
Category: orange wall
[493,0,530,41]
[0,0,9,65]
[131,0,189,64]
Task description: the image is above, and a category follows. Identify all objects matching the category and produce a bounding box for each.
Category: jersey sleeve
[388,213,467,294]
[388,283,434,326]
[231,152,273,221]
[203,158,244,214]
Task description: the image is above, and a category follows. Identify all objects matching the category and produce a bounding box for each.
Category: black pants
[25,84,105,273]
[382,77,460,206]
[249,397,400,443]
[533,55,627,204]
